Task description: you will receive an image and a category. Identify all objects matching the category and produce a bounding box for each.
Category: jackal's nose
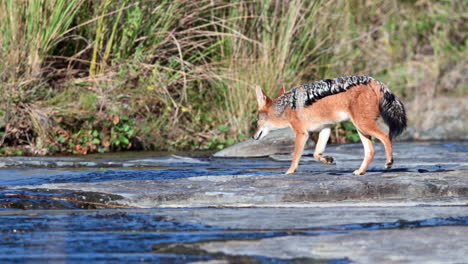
[253,131,262,140]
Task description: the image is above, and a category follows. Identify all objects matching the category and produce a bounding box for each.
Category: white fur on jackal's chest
[298,111,350,132]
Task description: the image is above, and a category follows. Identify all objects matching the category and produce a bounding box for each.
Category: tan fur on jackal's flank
[253,75,407,175]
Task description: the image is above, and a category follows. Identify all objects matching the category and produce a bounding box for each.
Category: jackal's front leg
[286,129,309,174]
[314,127,334,164]
[354,131,374,175]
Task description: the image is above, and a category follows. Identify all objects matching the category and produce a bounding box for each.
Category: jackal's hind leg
[356,122,393,169]
[314,127,334,164]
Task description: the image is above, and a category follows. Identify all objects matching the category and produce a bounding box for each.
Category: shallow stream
[1,143,467,263]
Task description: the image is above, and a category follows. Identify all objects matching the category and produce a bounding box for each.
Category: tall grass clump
[63,0,235,151]
[0,0,84,153]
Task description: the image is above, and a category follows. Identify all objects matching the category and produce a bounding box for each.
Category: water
[0,154,316,263]
[0,210,293,263]
[1,208,467,263]
[2,208,467,263]
[0,208,342,264]
[1,143,467,263]
[0,156,285,187]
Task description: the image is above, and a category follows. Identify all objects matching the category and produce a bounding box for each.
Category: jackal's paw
[319,155,334,164]
[385,159,394,169]
[353,169,365,176]
[285,167,296,174]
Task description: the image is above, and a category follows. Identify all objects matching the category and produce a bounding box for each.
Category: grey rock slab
[198,226,468,263]
[158,206,468,230]
[271,142,468,172]
[10,142,468,208]
[16,168,468,208]
[213,127,315,157]
[321,141,466,161]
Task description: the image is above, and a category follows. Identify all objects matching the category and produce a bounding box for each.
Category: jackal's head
[253,85,287,140]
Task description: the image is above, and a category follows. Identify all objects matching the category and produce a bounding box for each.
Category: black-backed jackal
[253,75,407,175]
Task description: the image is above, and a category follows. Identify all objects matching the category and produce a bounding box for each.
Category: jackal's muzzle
[253,128,269,140]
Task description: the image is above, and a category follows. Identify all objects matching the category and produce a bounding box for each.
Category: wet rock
[4,142,468,208]
[0,190,126,209]
[2,142,468,262]
[198,226,468,264]
[1,205,467,263]
[0,197,71,210]
[18,168,468,208]
[0,154,207,168]
[213,128,315,157]
[13,142,468,208]
[153,243,333,263]
[154,207,468,230]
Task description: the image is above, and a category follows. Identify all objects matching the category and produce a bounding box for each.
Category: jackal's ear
[275,86,286,99]
[255,85,268,107]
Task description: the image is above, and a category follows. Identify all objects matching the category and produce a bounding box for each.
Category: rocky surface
[151,206,468,230]
[1,141,468,263]
[198,226,468,263]
[14,142,468,208]
[18,168,468,208]
[1,205,467,263]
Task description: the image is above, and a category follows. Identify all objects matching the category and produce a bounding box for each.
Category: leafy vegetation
[0,0,466,155]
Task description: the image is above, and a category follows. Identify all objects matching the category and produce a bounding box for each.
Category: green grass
[0,0,466,155]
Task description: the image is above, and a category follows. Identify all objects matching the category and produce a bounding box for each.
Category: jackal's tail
[378,82,407,140]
